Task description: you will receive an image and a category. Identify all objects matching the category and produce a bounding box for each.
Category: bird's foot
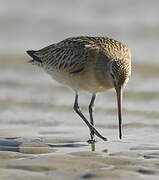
[87,132,96,144]
[92,129,108,141]
[87,139,96,144]
[101,136,108,141]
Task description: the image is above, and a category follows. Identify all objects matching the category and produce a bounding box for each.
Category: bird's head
[109,60,131,89]
[107,59,131,139]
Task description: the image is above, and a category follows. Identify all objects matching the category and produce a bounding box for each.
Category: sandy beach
[0,135,159,180]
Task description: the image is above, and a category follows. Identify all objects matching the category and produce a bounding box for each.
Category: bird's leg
[73,93,107,142]
[88,94,96,143]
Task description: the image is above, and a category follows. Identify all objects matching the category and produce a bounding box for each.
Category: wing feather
[34,37,99,73]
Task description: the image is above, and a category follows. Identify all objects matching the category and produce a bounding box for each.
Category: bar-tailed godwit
[27,36,131,142]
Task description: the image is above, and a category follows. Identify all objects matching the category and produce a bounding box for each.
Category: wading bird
[27,36,131,142]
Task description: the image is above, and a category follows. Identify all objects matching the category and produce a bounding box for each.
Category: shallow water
[0,0,159,179]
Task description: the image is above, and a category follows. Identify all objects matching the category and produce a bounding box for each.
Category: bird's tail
[26,50,42,66]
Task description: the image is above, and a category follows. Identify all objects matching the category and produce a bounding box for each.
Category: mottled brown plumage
[27,36,131,142]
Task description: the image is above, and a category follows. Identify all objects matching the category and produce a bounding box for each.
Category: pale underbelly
[44,67,112,93]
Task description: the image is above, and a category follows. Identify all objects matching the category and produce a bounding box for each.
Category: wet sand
[0,136,159,180]
[0,55,159,180]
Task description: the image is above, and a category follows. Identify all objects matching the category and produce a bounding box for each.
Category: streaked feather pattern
[28,36,129,74]
[26,36,131,141]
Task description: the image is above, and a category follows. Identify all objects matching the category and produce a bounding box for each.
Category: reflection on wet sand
[0,137,97,153]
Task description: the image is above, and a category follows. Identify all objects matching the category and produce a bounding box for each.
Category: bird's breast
[44,64,112,93]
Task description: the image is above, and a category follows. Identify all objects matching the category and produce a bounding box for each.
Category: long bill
[115,87,123,139]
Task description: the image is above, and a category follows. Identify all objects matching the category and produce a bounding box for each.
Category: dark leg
[89,94,96,142]
[73,93,107,142]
